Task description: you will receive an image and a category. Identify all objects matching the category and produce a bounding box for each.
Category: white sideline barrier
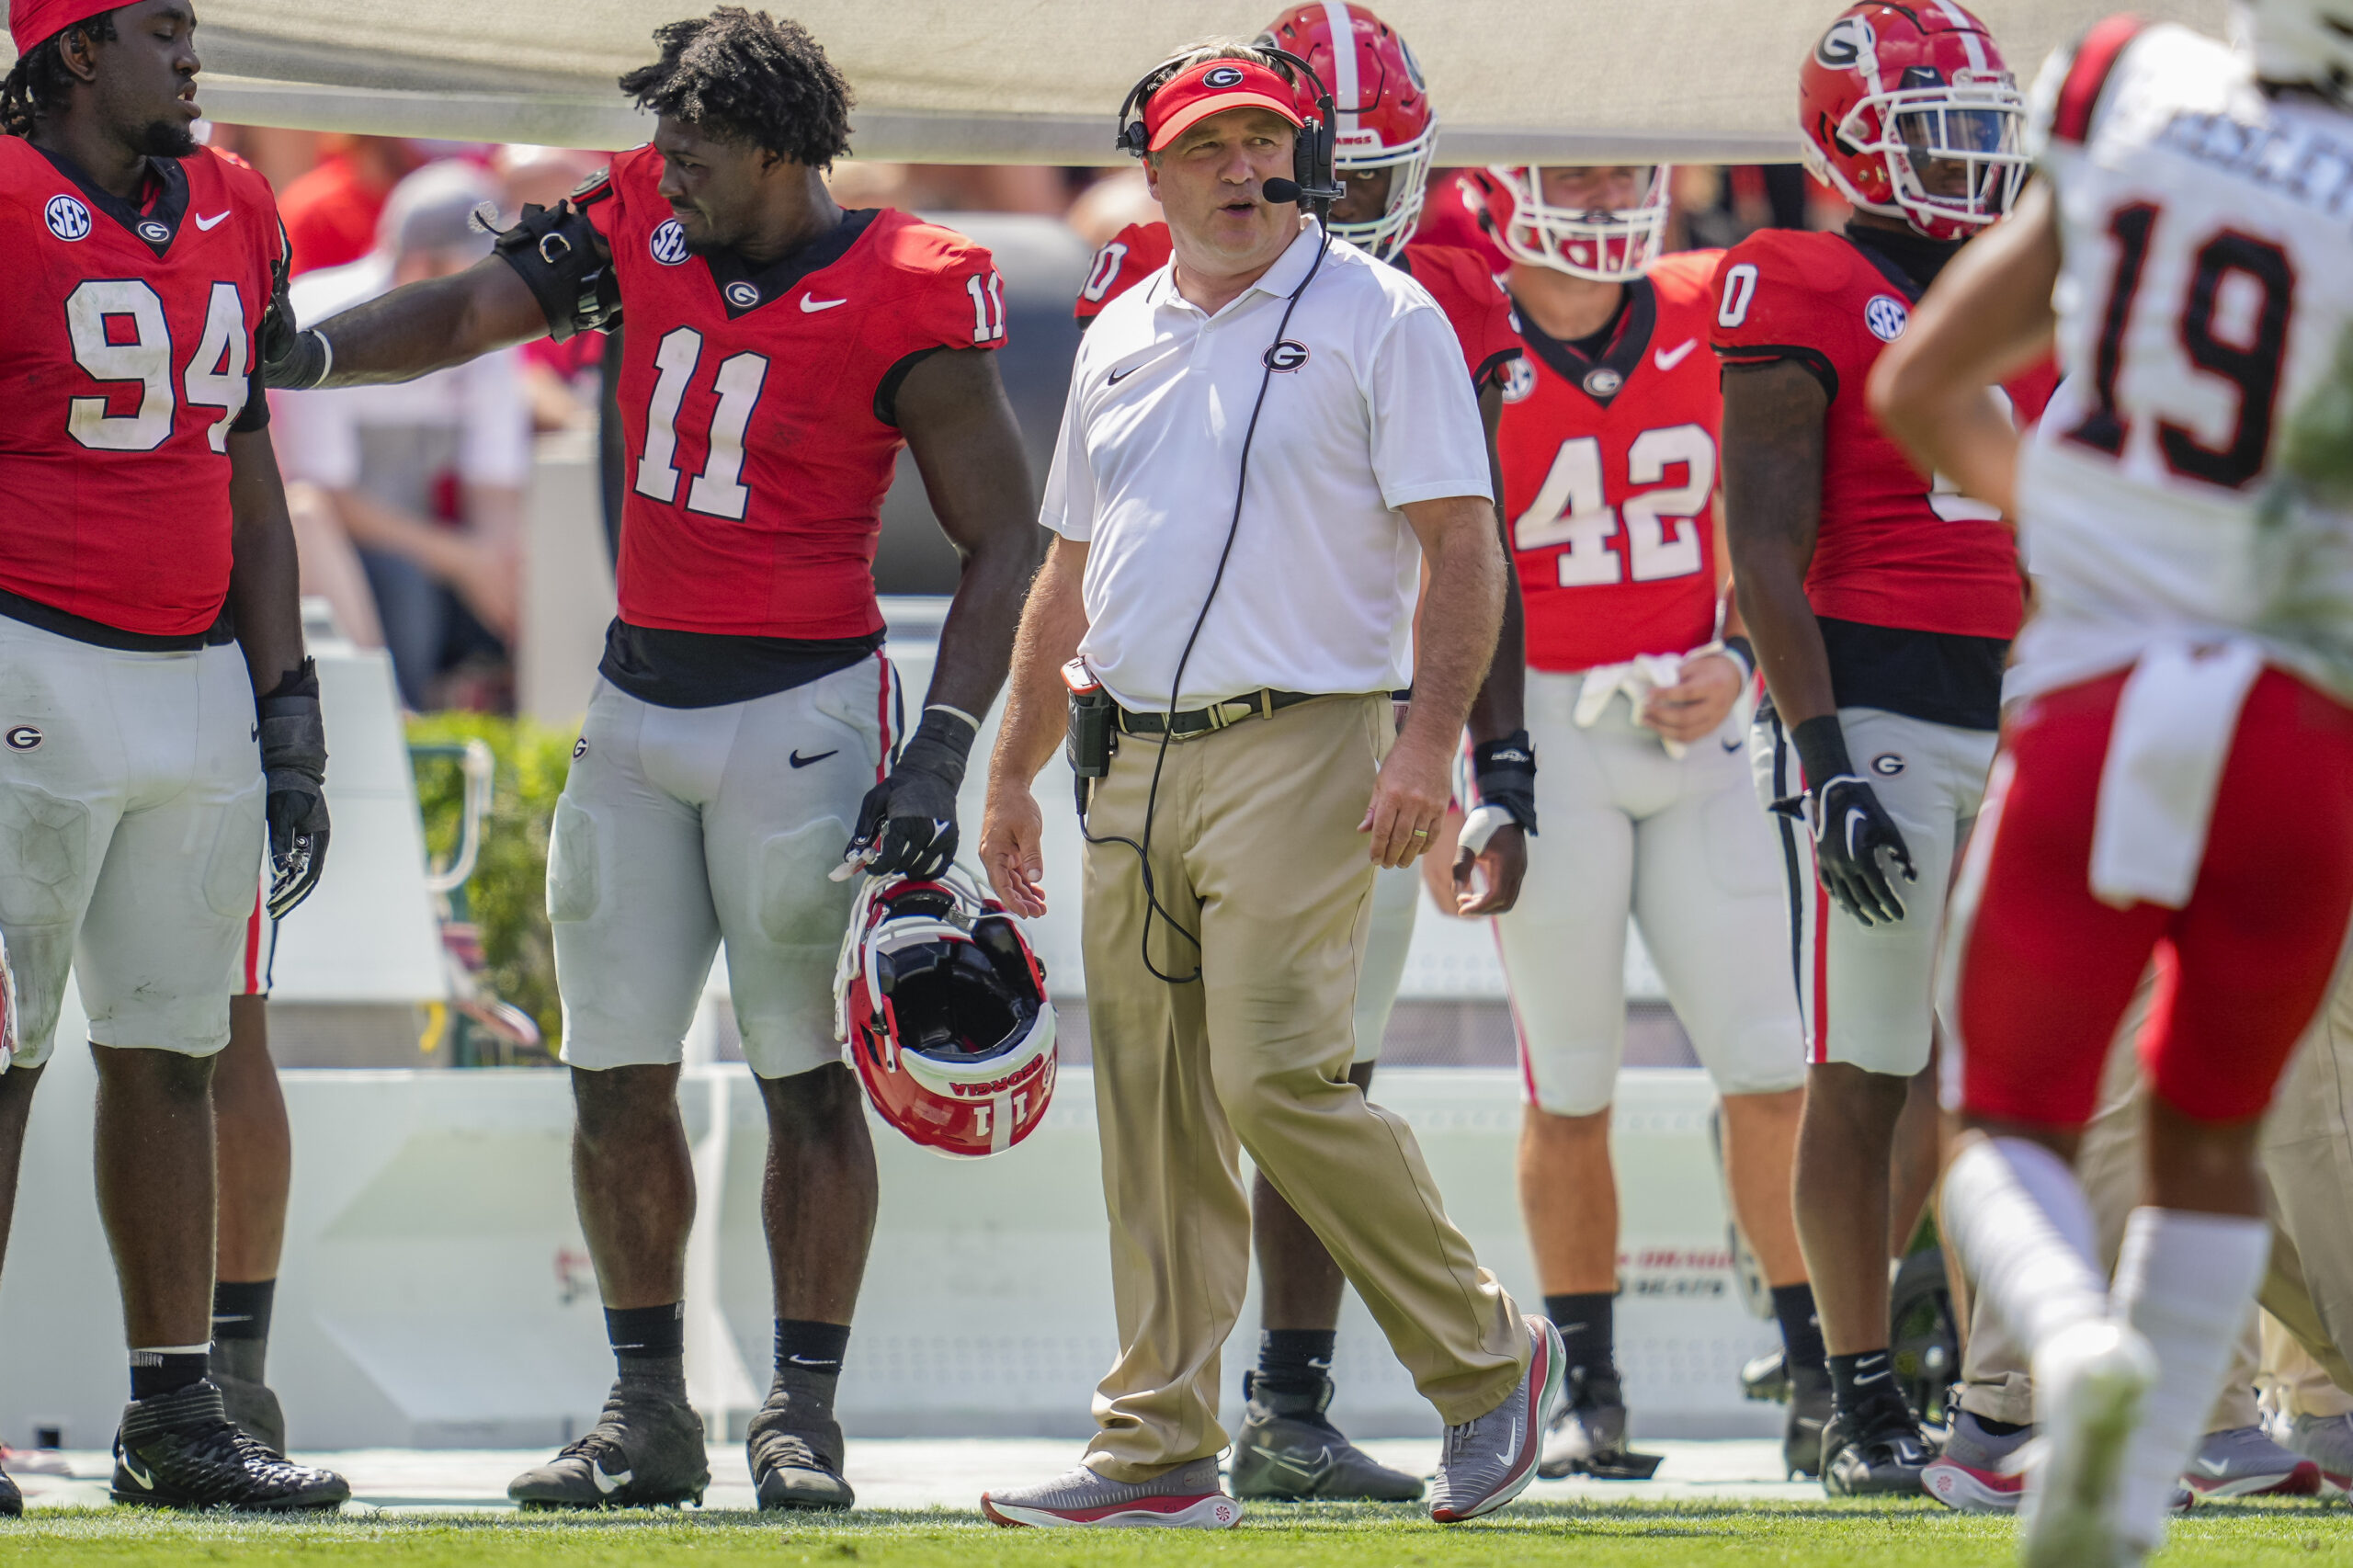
[0,986,1774,1450]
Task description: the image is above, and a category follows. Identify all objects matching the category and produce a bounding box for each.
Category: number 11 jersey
[2016,17,2353,703]
[577,145,1005,642]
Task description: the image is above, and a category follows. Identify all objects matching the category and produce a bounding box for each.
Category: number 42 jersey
[0,141,281,639]
[576,145,1005,642]
[2017,17,2353,702]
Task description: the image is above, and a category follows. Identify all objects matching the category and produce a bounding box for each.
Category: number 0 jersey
[0,140,281,640]
[1074,220,1521,389]
[2015,19,2353,703]
[1500,250,1724,672]
[577,145,1005,642]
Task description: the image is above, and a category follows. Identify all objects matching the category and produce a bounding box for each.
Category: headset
[1083,44,1343,984]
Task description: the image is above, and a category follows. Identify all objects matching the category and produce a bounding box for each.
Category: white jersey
[2014,19,2353,702]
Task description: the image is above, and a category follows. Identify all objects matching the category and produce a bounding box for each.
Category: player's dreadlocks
[619,7,855,169]
[1,8,117,138]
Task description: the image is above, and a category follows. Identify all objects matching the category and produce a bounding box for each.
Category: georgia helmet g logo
[1202,64,1246,88]
[649,219,689,266]
[1264,339,1310,371]
[44,195,91,242]
[1815,15,1877,71]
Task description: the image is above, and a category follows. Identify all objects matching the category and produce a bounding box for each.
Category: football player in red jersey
[264,9,1039,1512]
[1711,0,2031,1496]
[1458,162,1818,1482]
[1068,4,1535,1504]
[0,0,345,1513]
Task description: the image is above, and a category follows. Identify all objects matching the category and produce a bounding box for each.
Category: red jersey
[1074,221,1519,387]
[1709,229,2025,642]
[0,140,283,637]
[578,145,1004,640]
[1500,251,1725,672]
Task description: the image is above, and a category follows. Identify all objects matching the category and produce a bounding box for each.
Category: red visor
[1143,57,1305,153]
[10,0,122,56]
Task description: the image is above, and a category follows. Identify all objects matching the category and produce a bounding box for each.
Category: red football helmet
[1459,165,1672,282]
[835,869,1057,1160]
[1800,2,2026,240]
[1259,3,1437,258]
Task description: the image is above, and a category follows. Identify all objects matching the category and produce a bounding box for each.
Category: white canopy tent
[7,0,2228,163]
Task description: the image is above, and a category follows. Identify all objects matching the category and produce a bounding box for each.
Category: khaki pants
[1079,694,1527,1481]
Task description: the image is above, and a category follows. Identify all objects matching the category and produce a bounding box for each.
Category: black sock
[211,1278,275,1344]
[1254,1329,1336,1398]
[606,1303,685,1380]
[1771,1282,1826,1372]
[129,1348,209,1402]
[1827,1348,1908,1426]
[767,1321,850,1430]
[1544,1292,1616,1379]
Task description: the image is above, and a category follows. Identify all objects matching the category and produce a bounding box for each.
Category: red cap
[10,0,123,57]
[1142,57,1304,152]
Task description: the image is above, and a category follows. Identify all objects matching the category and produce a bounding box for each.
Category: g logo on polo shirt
[1264,339,1310,372]
[1202,65,1246,88]
[1864,294,1909,342]
[1871,753,1906,778]
[650,219,689,266]
[6,726,42,751]
[45,196,91,242]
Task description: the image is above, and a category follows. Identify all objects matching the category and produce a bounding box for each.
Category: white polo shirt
[1040,222,1492,711]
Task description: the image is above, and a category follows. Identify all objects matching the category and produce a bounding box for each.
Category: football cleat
[2181,1424,2322,1500]
[1923,1408,2029,1514]
[2021,1319,2156,1568]
[1536,1367,1663,1481]
[1820,1404,1933,1496]
[0,1463,18,1518]
[111,1381,348,1511]
[1783,1362,1833,1479]
[1229,1378,1422,1502]
[982,1458,1239,1528]
[1428,1315,1564,1522]
[507,1376,709,1509]
[1741,1346,1790,1403]
[210,1355,287,1457]
[747,1384,855,1511]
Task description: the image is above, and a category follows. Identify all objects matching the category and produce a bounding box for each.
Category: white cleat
[2021,1320,2158,1568]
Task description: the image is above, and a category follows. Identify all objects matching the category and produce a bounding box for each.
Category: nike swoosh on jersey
[800,296,847,312]
[790,749,838,768]
[1653,338,1699,372]
[592,1463,633,1494]
[194,210,230,231]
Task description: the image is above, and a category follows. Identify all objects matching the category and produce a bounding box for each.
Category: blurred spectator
[280,134,425,275]
[275,162,530,710]
[823,161,1071,214]
[1065,168,1158,248]
[495,144,613,433]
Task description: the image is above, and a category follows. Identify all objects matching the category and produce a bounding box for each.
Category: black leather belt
[1115,688,1324,739]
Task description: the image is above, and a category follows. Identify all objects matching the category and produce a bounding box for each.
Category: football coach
[976,43,1561,1528]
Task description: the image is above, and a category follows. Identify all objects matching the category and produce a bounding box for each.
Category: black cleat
[1536,1368,1665,1481]
[0,1462,19,1517]
[1785,1363,1833,1479]
[1742,1347,1790,1403]
[747,1382,854,1511]
[111,1381,348,1511]
[1821,1404,1933,1497]
[1229,1379,1423,1502]
[507,1375,709,1509]
[213,1367,287,1456]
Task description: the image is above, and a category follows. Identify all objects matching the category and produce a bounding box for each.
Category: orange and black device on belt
[1063,658,1116,811]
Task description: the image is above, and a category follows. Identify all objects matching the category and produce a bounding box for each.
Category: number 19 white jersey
[2016,17,2353,701]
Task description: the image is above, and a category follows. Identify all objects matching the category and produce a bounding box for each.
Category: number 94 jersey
[0,142,282,638]
[577,145,1006,641]
[2017,18,2353,702]
[1500,251,1726,672]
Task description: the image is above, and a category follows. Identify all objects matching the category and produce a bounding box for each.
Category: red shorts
[1949,665,2353,1128]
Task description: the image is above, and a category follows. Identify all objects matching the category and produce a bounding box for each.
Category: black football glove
[843,708,975,881]
[1789,715,1915,926]
[255,251,332,391]
[257,660,331,918]
[1470,730,1539,837]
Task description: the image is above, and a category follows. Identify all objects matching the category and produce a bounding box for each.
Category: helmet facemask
[1836,66,2027,238]
[1481,165,1671,283]
[1327,120,1437,258]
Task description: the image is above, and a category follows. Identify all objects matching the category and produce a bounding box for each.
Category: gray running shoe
[1229,1380,1422,1502]
[111,1381,348,1511]
[983,1458,1239,1528]
[1536,1368,1663,1480]
[2182,1424,2321,1500]
[1428,1315,1564,1523]
[2279,1411,2353,1496]
[507,1374,709,1509]
[746,1381,854,1511]
[1923,1407,2030,1513]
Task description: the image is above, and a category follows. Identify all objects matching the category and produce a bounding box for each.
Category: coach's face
[653,115,780,255]
[1149,108,1304,276]
[77,0,202,158]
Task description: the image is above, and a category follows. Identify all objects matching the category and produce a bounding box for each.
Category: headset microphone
[1262,177,1303,205]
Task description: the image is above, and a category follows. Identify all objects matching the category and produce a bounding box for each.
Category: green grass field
[2,1500,2347,1567]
